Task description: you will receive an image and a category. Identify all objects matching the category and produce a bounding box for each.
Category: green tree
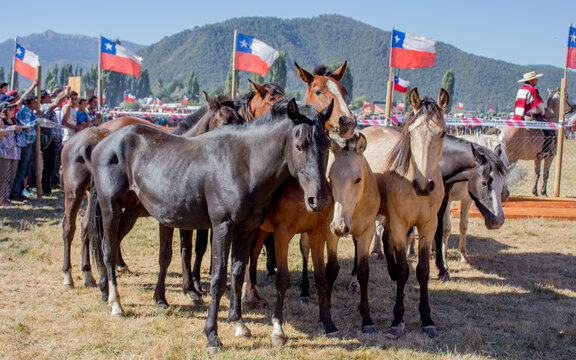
[441,69,455,113]
[400,86,413,114]
[225,53,238,96]
[350,95,369,111]
[10,67,18,90]
[184,72,199,100]
[0,67,4,83]
[252,73,264,84]
[267,51,287,89]
[330,62,353,103]
[135,69,152,98]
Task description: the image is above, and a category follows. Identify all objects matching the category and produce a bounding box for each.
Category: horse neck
[182,115,211,137]
[440,138,478,183]
[245,120,292,185]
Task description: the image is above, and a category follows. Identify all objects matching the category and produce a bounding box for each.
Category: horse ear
[203,91,217,111]
[409,88,421,112]
[355,133,367,155]
[319,99,334,125]
[330,61,348,82]
[330,139,342,154]
[494,144,502,157]
[547,88,552,96]
[437,88,450,110]
[248,79,267,98]
[287,98,300,122]
[294,62,314,84]
[471,143,486,164]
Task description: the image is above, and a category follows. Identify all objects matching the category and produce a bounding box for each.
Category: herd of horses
[57,62,576,353]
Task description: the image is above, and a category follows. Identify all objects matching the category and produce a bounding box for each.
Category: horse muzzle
[306,194,330,212]
[485,215,505,230]
[412,179,435,196]
[337,116,357,139]
[330,219,350,237]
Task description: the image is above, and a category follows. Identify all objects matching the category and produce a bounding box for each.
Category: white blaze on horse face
[326,79,353,117]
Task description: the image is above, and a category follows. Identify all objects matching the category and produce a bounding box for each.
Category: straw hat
[518,71,543,83]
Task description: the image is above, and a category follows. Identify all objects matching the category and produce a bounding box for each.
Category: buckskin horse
[89,99,332,354]
[361,88,448,338]
[60,82,281,290]
[499,88,576,196]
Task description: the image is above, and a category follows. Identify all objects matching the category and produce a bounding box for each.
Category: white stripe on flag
[115,44,143,63]
[403,33,436,53]
[23,49,40,67]
[250,39,279,66]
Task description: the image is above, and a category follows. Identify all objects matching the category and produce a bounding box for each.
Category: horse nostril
[427,181,435,192]
[307,197,317,208]
[339,116,348,126]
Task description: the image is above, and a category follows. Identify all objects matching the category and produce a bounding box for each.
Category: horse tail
[88,177,105,276]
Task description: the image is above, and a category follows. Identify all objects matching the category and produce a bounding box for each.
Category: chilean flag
[124,92,135,103]
[397,102,405,111]
[391,29,436,69]
[154,96,163,105]
[457,102,464,110]
[567,26,576,69]
[393,76,410,92]
[101,36,142,79]
[235,34,279,77]
[183,95,189,104]
[14,44,40,81]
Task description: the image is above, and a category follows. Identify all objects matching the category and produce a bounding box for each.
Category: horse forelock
[313,65,332,76]
[473,144,507,177]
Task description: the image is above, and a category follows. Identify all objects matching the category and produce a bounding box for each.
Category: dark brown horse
[88,99,332,353]
[60,92,244,289]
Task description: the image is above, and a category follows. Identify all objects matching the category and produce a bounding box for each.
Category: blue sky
[3,0,575,68]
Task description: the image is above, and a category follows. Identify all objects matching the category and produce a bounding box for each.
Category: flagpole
[385,28,395,126]
[231,30,238,97]
[35,66,43,199]
[98,34,103,110]
[553,24,572,197]
[10,38,17,90]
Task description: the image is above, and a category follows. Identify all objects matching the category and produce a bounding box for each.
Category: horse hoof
[326,330,340,339]
[193,280,203,294]
[298,295,311,303]
[188,292,204,306]
[84,274,97,288]
[386,322,405,339]
[271,334,287,347]
[460,254,470,264]
[116,265,130,274]
[362,325,377,334]
[111,303,125,317]
[235,324,252,338]
[438,272,451,282]
[63,271,74,288]
[206,346,220,355]
[156,300,169,309]
[422,325,438,338]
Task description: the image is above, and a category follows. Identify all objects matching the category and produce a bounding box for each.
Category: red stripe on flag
[391,48,435,68]
[14,58,37,81]
[101,53,141,78]
[235,52,271,77]
[567,47,576,70]
[394,83,408,92]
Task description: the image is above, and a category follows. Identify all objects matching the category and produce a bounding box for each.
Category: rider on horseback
[513,71,555,158]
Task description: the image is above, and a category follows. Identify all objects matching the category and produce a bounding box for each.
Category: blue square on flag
[15,44,26,61]
[101,37,117,55]
[237,34,255,54]
[392,30,406,49]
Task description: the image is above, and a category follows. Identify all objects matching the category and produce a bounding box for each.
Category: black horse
[89,98,332,353]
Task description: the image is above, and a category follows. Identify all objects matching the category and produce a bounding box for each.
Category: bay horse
[89,99,332,353]
[500,88,576,196]
[60,82,282,289]
[362,88,448,338]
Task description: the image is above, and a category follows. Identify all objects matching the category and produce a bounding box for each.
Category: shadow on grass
[0,191,66,229]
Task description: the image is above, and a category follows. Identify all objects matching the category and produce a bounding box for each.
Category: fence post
[35,66,43,199]
[554,78,566,197]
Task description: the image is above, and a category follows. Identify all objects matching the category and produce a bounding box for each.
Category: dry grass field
[1,189,575,359]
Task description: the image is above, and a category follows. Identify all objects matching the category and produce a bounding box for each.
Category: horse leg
[355,224,376,333]
[387,221,409,338]
[309,228,338,337]
[264,233,277,278]
[441,199,453,272]
[299,232,311,301]
[101,198,125,317]
[416,221,437,338]
[180,229,203,304]
[114,202,146,274]
[407,227,416,256]
[192,229,209,294]
[435,196,451,280]
[61,185,86,288]
[370,215,385,259]
[204,221,232,354]
[228,230,255,340]
[271,226,291,346]
[325,231,340,302]
[533,158,542,196]
[382,217,398,281]
[541,157,554,197]
[80,194,97,287]
[459,197,473,264]
[241,229,267,306]
[154,224,173,308]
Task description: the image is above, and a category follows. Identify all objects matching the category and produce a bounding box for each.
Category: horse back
[101,116,169,132]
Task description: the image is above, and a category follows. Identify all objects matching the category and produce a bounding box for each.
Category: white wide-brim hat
[518,71,543,83]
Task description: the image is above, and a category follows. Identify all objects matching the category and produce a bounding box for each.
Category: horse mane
[386,97,444,174]
[234,82,286,118]
[313,65,332,77]
[472,143,508,177]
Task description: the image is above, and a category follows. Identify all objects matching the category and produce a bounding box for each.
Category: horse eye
[296,144,303,151]
[354,177,362,184]
[482,181,488,187]
[315,90,322,96]
[440,132,446,138]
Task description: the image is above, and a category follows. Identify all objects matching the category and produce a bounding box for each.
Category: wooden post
[35,66,43,199]
[385,28,395,125]
[231,30,238,97]
[98,35,103,110]
[554,77,568,197]
[10,38,17,90]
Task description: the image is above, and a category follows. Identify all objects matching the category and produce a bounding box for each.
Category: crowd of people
[0,81,101,206]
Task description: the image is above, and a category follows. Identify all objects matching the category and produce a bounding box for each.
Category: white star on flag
[105,42,113,51]
[16,47,22,55]
[571,33,576,44]
[395,35,400,43]
[240,39,248,48]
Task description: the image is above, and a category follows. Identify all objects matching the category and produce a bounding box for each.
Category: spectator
[40,86,69,195]
[9,80,39,111]
[0,82,8,96]
[9,95,38,201]
[0,102,23,205]
[75,98,90,130]
[86,95,102,126]
[61,91,78,143]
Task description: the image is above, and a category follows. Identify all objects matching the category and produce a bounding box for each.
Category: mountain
[0,30,145,76]
[139,15,575,112]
